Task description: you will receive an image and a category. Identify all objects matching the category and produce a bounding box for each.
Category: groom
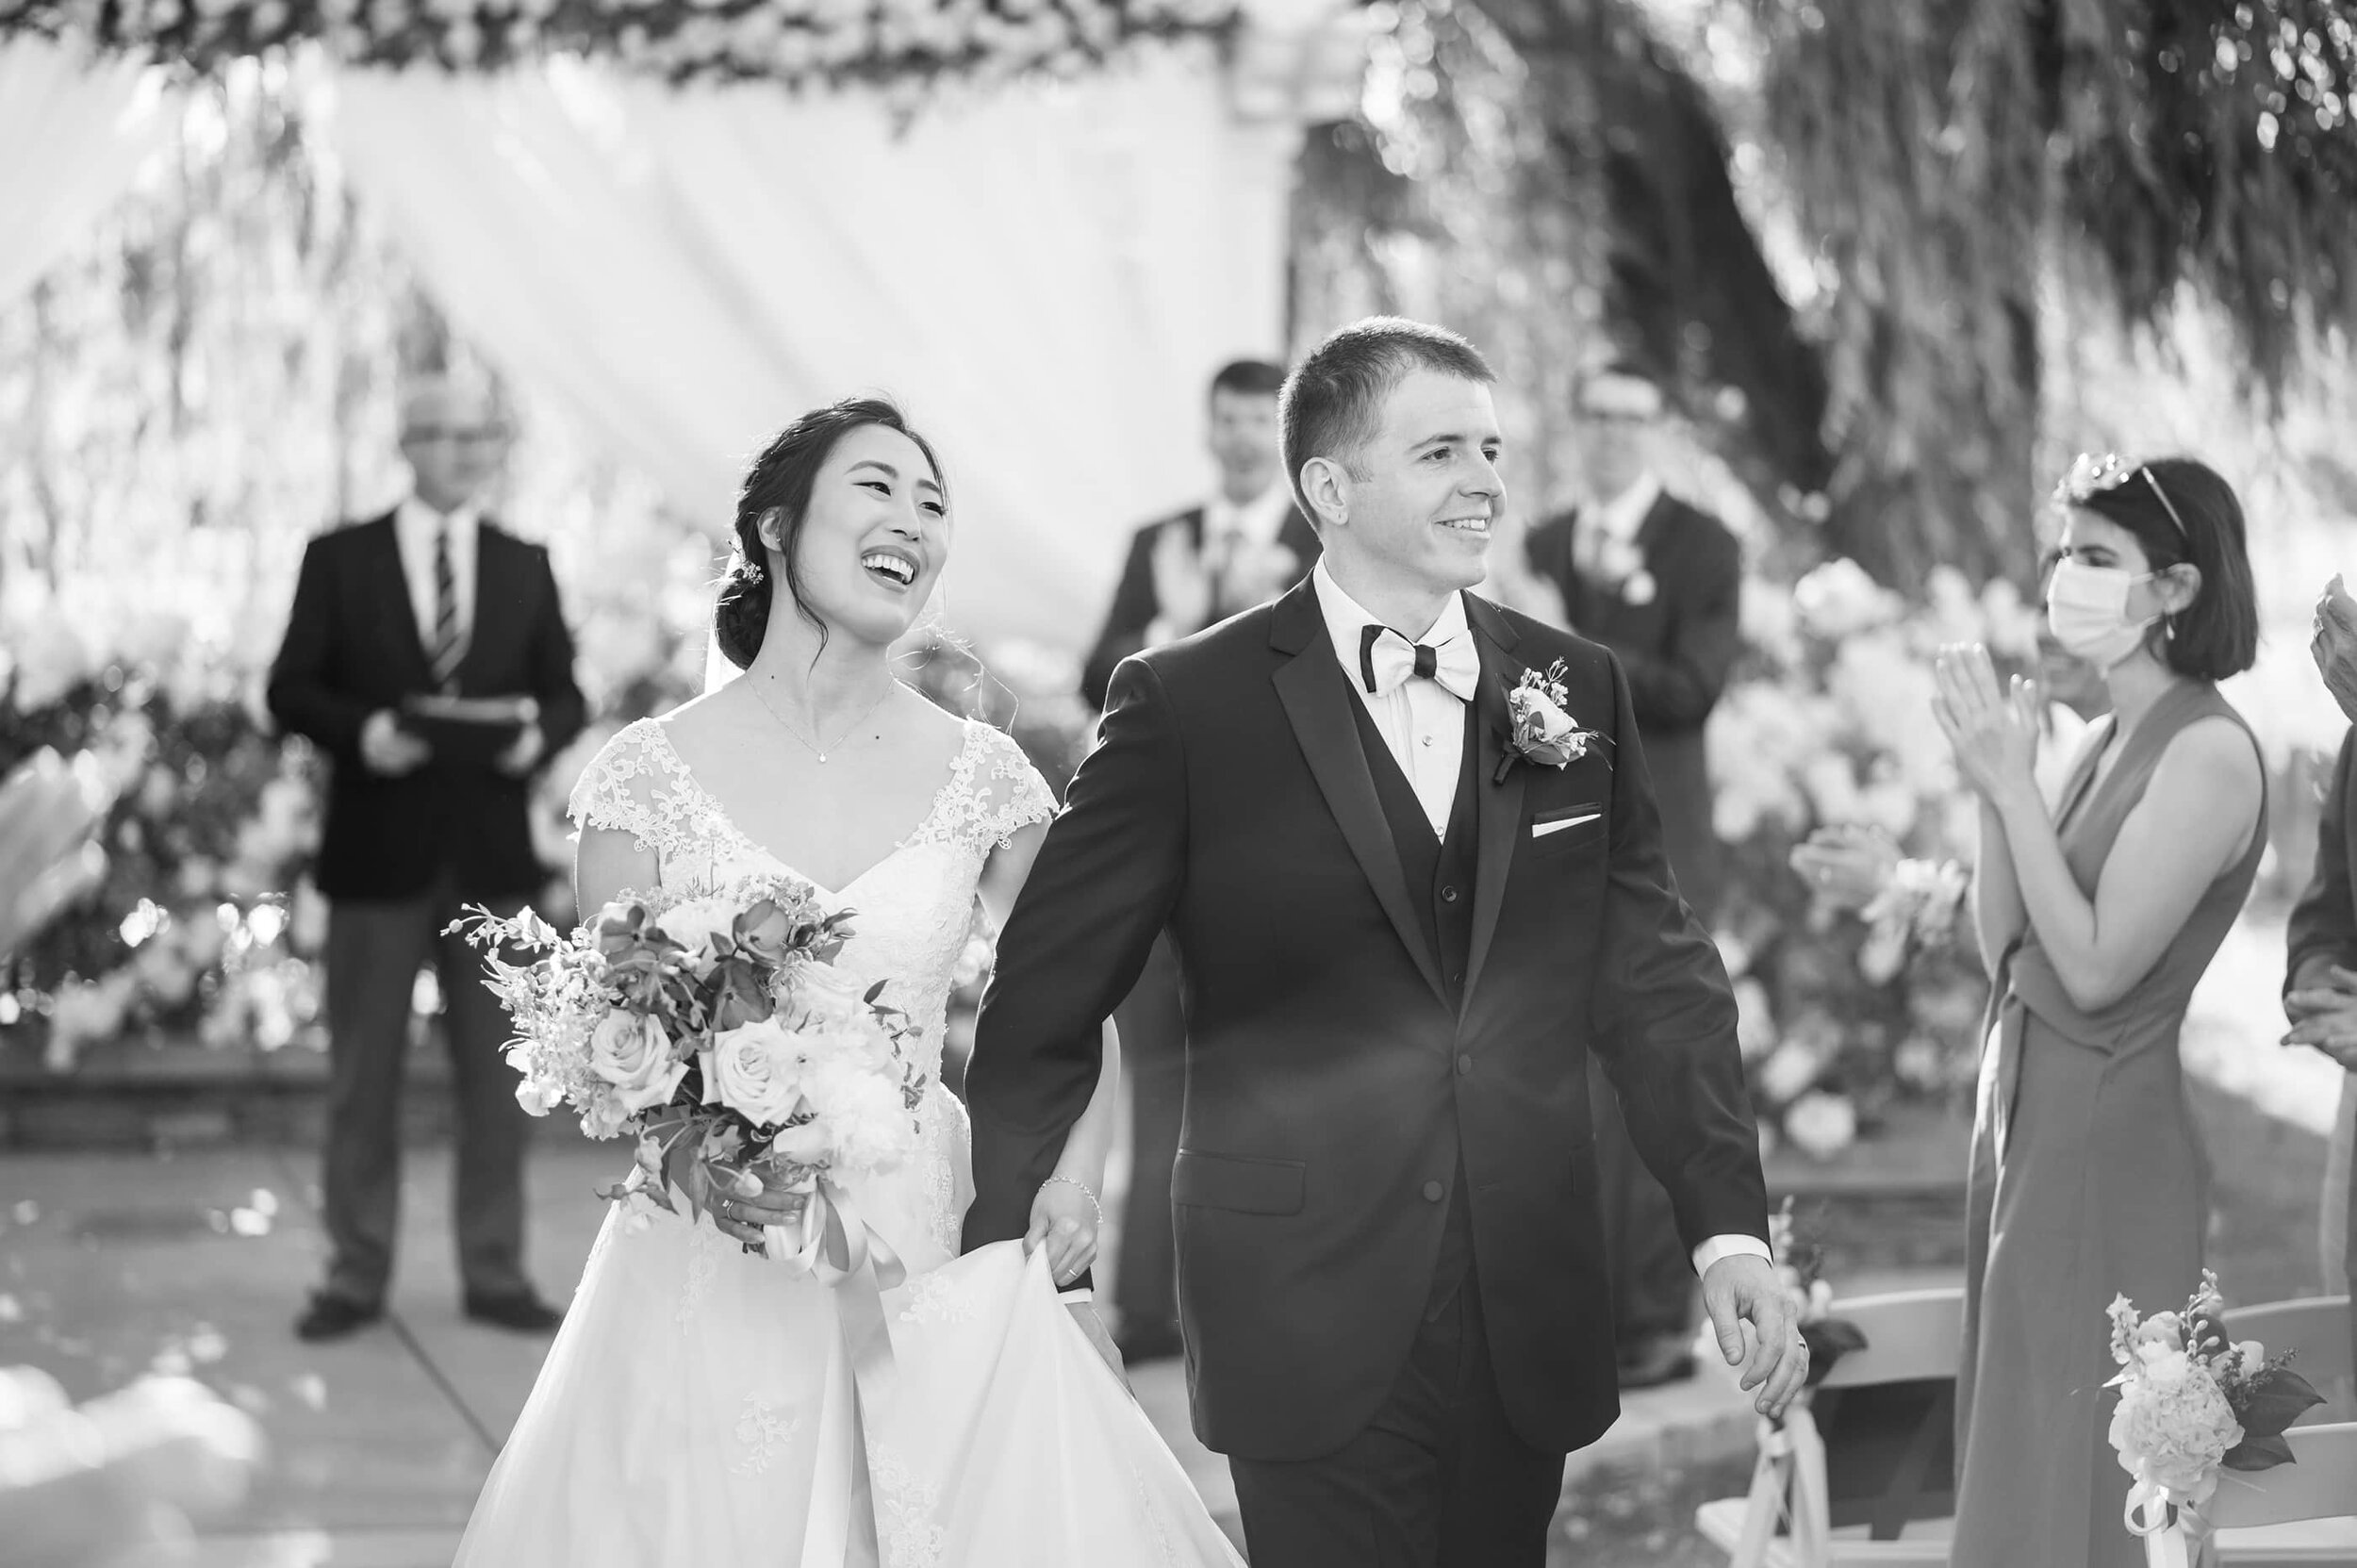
[964,318,1803,1566]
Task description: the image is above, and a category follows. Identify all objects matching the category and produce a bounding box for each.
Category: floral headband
[2054,453,2189,544]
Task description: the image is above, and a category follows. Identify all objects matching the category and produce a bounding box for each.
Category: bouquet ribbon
[2125,1480,2215,1568]
[763,1177,907,1567]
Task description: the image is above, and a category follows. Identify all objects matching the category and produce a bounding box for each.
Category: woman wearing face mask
[1935,454,2263,1568]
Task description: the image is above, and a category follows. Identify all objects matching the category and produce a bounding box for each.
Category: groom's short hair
[1279,318,1494,528]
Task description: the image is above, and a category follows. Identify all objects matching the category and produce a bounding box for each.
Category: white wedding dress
[453,716,1244,1568]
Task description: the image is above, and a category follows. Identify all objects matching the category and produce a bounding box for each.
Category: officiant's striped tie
[429,522,466,690]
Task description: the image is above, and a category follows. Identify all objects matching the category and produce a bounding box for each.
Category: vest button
[1441,885,1459,903]
[1422,1180,1445,1203]
[1457,1053,1474,1076]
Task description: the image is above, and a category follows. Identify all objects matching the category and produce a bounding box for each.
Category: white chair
[2194,1295,2357,1567]
[2224,1296,2355,1419]
[2135,1421,2357,1568]
[1695,1288,1964,1567]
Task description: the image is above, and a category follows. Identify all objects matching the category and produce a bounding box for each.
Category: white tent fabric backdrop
[2,22,1345,647]
[0,40,175,316]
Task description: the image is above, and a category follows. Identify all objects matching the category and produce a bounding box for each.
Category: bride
[454,397,1244,1567]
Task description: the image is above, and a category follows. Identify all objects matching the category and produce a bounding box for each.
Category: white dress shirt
[1311,562,1474,837]
[1310,560,1772,1280]
[392,496,481,652]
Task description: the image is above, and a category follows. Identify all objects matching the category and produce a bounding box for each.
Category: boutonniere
[1493,660,1612,784]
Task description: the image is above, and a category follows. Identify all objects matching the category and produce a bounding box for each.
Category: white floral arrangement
[0,0,1241,88]
[453,880,925,1264]
[1707,557,2039,1159]
[2105,1272,2322,1559]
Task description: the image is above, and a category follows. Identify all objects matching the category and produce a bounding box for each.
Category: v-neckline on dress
[641,718,981,900]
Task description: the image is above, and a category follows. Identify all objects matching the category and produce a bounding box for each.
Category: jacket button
[1441,885,1459,903]
[1457,1053,1474,1076]
[1422,1180,1445,1203]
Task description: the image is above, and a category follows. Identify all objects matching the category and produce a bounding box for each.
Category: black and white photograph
[0,3,2354,1564]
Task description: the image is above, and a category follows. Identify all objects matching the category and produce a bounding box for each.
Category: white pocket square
[1532,813,1602,839]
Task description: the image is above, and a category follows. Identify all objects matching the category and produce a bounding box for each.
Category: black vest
[1345,694,1482,1314]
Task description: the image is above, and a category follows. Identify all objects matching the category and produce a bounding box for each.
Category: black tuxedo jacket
[1079,503,1321,710]
[2284,728,2357,1322]
[965,579,1767,1461]
[266,511,586,903]
[1525,492,1741,914]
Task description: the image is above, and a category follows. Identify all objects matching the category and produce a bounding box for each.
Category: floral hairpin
[2054,452,2188,542]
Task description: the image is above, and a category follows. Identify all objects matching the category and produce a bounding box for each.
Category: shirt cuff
[1056,1288,1094,1304]
[1692,1233,1772,1277]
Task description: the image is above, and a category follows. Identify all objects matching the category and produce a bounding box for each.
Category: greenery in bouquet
[2105,1270,2324,1527]
[1707,558,2042,1160]
[452,881,927,1242]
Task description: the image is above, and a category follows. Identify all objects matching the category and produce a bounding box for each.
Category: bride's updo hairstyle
[713,395,948,669]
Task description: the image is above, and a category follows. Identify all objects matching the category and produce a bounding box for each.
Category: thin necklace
[750,674,897,764]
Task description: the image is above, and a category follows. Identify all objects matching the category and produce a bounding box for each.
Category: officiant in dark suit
[1080,357,1319,1364]
[268,376,585,1343]
[1522,363,1744,1388]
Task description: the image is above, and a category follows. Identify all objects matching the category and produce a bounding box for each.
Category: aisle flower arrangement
[2105,1271,2322,1561]
[0,573,327,1069]
[1707,558,2043,1158]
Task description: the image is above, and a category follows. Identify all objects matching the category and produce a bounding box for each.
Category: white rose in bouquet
[708,1016,807,1126]
[588,1011,688,1113]
[800,1055,915,1173]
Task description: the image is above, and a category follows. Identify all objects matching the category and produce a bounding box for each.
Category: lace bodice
[567,713,1056,1255]
[570,715,1053,1080]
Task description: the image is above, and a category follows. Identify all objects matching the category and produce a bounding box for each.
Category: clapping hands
[1931,643,2041,806]
[1788,824,1902,913]
[2310,575,2357,725]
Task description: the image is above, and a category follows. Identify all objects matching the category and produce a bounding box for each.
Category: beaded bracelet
[1041,1174,1102,1226]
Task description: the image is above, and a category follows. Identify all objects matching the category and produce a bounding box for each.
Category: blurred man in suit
[1081,358,1317,1362]
[268,377,585,1343]
[1522,364,1743,1388]
[2285,573,2357,1384]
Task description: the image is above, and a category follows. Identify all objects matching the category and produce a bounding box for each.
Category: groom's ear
[1299,456,1350,534]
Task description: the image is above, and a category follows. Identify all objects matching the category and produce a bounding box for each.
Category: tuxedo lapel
[1463,593,1526,1006]
[1267,582,1450,1006]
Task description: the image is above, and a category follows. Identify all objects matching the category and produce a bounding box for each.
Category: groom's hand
[1702,1253,1809,1419]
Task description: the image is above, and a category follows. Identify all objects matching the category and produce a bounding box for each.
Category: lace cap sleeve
[960,722,1059,853]
[566,720,675,852]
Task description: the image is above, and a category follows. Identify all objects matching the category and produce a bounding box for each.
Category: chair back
[2224,1295,2353,1418]
[2203,1421,2357,1529]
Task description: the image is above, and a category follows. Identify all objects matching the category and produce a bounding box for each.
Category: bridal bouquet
[451,879,926,1261]
[2105,1272,2323,1560]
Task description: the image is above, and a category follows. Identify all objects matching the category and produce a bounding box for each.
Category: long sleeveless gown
[453,716,1245,1568]
[1951,682,2266,1568]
